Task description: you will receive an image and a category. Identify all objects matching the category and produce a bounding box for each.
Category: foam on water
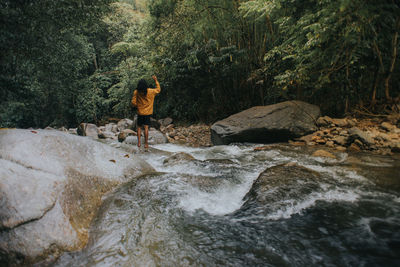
[266,189,360,220]
[153,143,204,156]
[153,143,253,161]
[176,173,258,215]
[139,143,376,219]
[299,163,368,182]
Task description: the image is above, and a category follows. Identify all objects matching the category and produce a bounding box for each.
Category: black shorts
[137,115,151,126]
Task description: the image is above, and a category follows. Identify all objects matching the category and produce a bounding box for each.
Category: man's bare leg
[144,125,149,149]
[137,126,141,148]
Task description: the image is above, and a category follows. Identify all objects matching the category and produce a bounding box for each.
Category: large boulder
[117,118,134,132]
[163,152,195,166]
[123,130,168,145]
[0,129,154,265]
[235,163,325,219]
[159,117,173,127]
[348,127,375,147]
[105,123,118,133]
[211,101,320,145]
[242,163,321,206]
[77,123,99,139]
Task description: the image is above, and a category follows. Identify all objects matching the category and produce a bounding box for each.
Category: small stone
[381,122,396,132]
[122,129,136,136]
[312,150,336,159]
[254,146,270,151]
[354,139,364,148]
[98,132,106,139]
[349,143,361,151]
[348,127,374,146]
[289,141,305,146]
[331,118,349,127]
[68,128,78,135]
[105,123,118,133]
[376,132,390,141]
[391,145,400,153]
[299,134,314,143]
[333,135,348,146]
[311,135,321,141]
[159,117,173,127]
[389,142,400,152]
[379,149,394,156]
[335,146,347,152]
[326,141,335,147]
[117,118,134,131]
[317,116,333,127]
[77,123,99,139]
[163,152,195,165]
[118,132,126,142]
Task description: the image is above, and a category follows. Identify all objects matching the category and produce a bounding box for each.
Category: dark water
[55,144,400,266]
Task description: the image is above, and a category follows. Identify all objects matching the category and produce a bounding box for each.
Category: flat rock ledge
[0,129,154,266]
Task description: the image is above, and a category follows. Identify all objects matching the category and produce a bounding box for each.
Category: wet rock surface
[0,129,154,265]
[77,123,99,139]
[163,152,196,166]
[241,163,322,209]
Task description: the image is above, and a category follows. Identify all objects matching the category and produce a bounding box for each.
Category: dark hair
[137,79,148,96]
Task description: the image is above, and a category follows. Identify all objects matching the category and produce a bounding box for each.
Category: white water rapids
[55,142,400,266]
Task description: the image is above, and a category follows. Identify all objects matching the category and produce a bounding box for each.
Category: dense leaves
[0,0,114,127]
[241,0,400,114]
[147,0,400,120]
[1,0,399,127]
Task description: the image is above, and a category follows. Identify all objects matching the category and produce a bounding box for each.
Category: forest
[1,0,399,128]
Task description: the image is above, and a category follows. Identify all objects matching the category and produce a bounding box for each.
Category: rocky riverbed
[2,112,399,265]
[39,112,400,154]
[163,116,400,156]
[293,116,400,156]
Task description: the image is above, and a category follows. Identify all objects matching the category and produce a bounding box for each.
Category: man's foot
[144,143,149,149]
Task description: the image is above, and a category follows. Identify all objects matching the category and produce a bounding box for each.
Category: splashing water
[55,143,400,266]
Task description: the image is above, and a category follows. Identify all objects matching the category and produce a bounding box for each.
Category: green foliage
[105,3,154,118]
[2,0,399,128]
[240,0,400,115]
[143,0,400,119]
[0,0,114,128]
[146,0,271,121]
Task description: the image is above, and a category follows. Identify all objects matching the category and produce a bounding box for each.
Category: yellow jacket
[131,80,161,115]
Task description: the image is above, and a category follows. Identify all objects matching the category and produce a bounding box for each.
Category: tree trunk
[384,17,400,100]
[93,54,98,70]
[371,66,379,104]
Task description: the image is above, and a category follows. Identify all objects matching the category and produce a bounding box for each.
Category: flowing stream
[55,143,400,266]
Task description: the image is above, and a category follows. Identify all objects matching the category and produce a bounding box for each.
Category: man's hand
[152,75,158,81]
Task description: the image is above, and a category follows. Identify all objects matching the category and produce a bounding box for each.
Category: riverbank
[160,124,212,147]
[161,116,400,156]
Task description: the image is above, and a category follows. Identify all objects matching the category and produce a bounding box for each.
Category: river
[55,143,400,266]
